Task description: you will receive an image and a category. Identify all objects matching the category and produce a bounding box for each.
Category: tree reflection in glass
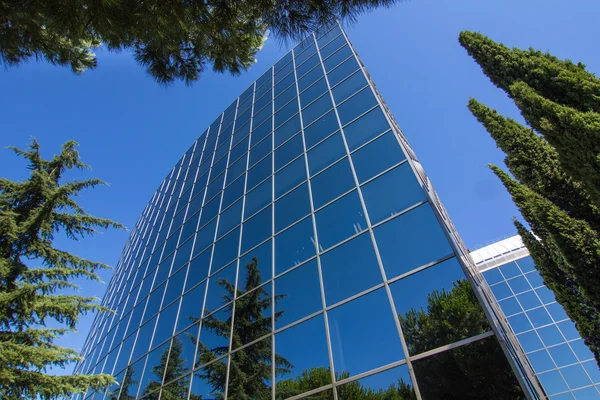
[398,278,526,400]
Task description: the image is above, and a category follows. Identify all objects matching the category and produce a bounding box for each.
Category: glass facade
[474,236,600,399]
[74,24,541,400]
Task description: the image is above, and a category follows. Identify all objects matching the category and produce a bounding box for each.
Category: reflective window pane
[197,307,232,365]
[343,106,390,151]
[412,336,526,400]
[391,258,489,354]
[299,77,328,108]
[275,315,331,396]
[302,93,333,126]
[332,70,368,104]
[275,132,304,171]
[337,87,378,127]
[307,131,346,176]
[362,163,425,224]
[274,97,299,129]
[217,199,242,238]
[304,110,340,149]
[337,365,415,398]
[352,131,405,183]
[275,259,321,328]
[247,154,272,191]
[240,239,272,286]
[177,282,206,332]
[205,262,236,314]
[275,84,296,112]
[321,233,381,305]
[375,204,452,279]
[275,183,311,233]
[323,44,353,72]
[229,338,272,396]
[233,284,272,347]
[250,135,272,168]
[242,205,272,253]
[275,217,316,275]
[274,114,301,148]
[275,156,307,198]
[315,190,366,250]
[211,228,240,272]
[244,177,272,219]
[328,288,404,377]
[311,157,355,209]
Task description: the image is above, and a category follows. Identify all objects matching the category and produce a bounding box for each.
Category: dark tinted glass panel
[222,175,245,210]
[412,336,525,400]
[298,65,324,93]
[274,98,299,129]
[296,52,320,78]
[192,219,216,258]
[320,33,346,59]
[177,281,205,332]
[275,72,295,97]
[199,196,219,228]
[254,90,272,113]
[139,341,170,395]
[375,204,452,279]
[251,118,272,146]
[253,101,272,128]
[217,199,242,238]
[294,41,317,66]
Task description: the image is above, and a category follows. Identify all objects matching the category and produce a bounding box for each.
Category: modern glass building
[473,236,600,399]
[74,23,544,399]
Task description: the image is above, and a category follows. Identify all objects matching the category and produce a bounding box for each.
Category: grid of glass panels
[73,23,528,400]
[482,255,600,399]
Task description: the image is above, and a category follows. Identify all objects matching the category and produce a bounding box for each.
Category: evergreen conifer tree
[1,0,400,85]
[460,31,600,365]
[194,258,291,398]
[0,140,123,398]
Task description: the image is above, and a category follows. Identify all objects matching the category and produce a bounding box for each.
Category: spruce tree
[0,139,123,399]
[194,258,292,398]
[460,31,600,366]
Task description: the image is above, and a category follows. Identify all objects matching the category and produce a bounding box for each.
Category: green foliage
[461,30,600,367]
[275,367,416,399]
[399,280,491,355]
[142,338,191,400]
[1,0,400,85]
[458,31,600,113]
[515,221,600,363]
[195,257,291,399]
[0,140,124,398]
[399,279,525,399]
[467,99,600,231]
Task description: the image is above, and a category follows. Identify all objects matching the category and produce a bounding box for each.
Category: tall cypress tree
[460,31,600,366]
[0,140,123,398]
[514,221,600,362]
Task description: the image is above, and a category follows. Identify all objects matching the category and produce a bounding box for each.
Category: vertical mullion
[270,65,277,400]
[292,34,339,400]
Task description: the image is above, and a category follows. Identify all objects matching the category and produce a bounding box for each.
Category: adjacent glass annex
[473,236,600,399]
[74,23,542,400]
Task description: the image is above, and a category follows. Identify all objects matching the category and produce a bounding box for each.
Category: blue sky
[1,0,599,376]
